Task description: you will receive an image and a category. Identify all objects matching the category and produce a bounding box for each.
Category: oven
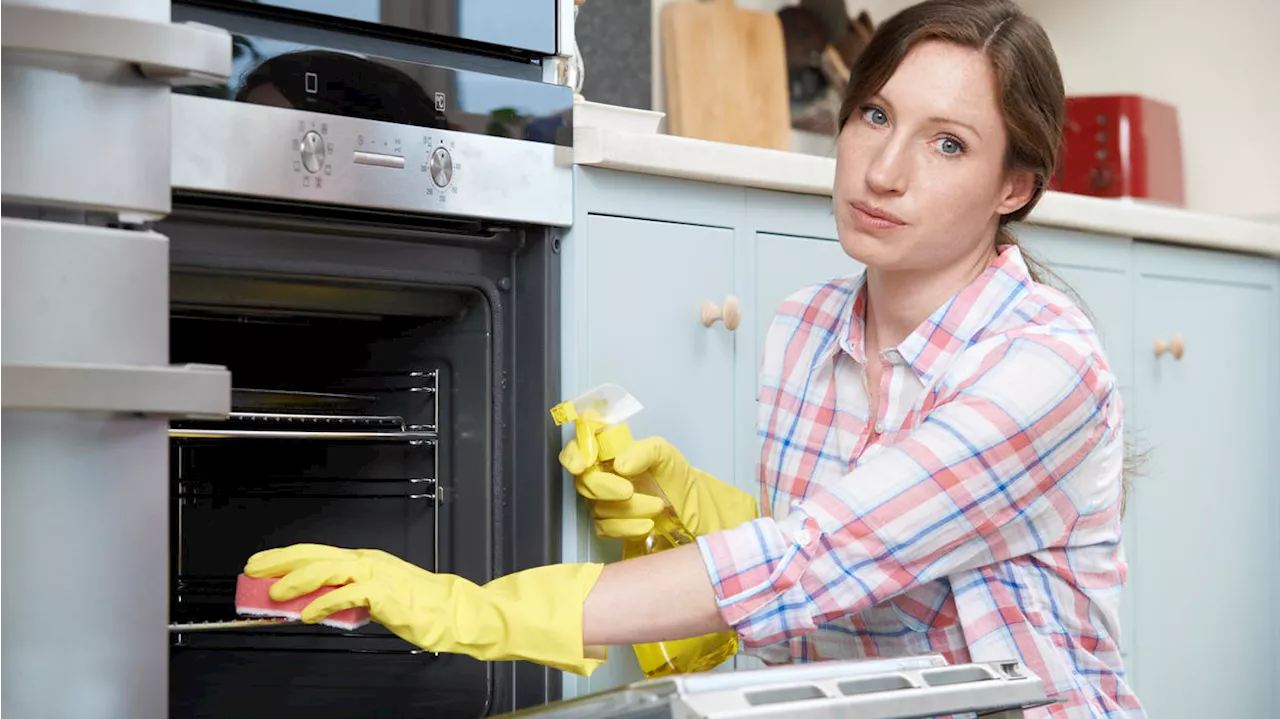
[158,4,574,716]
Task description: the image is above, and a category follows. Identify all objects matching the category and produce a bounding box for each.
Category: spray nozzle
[551,383,643,465]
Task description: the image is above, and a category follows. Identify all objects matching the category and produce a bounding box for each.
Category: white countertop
[574,126,1280,259]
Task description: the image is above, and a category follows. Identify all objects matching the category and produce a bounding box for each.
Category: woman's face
[833,40,1033,273]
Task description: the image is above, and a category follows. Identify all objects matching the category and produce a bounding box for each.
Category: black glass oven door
[206,0,559,56]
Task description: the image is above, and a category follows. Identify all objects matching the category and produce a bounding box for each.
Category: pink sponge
[234,573,371,631]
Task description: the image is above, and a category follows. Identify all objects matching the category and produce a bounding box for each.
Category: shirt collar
[820,244,1034,383]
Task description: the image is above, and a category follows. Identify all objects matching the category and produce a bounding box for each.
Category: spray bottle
[551,383,738,678]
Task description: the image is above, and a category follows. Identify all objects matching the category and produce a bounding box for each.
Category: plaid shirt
[696,245,1144,717]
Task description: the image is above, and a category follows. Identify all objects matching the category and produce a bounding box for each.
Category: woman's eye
[862,106,888,126]
[935,136,964,155]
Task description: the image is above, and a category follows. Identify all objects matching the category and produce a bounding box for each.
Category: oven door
[160,197,563,717]
[190,0,561,58]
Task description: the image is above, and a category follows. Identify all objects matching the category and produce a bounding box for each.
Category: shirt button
[794,529,813,546]
[875,422,885,434]
[790,499,802,509]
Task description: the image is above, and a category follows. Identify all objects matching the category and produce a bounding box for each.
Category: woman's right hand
[558,435,759,540]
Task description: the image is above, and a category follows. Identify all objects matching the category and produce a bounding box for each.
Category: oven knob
[430,146,453,187]
[300,131,326,173]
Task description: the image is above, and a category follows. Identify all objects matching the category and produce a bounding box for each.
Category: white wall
[1017,0,1280,220]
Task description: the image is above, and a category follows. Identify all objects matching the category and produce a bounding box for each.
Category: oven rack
[171,638,434,656]
[170,370,440,442]
[230,388,380,411]
[169,627,433,656]
[176,475,441,501]
[169,618,299,631]
[169,575,431,655]
[170,411,438,442]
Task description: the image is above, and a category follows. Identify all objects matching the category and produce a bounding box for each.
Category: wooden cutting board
[660,0,791,151]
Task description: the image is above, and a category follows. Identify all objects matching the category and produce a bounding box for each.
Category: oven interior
[167,271,499,717]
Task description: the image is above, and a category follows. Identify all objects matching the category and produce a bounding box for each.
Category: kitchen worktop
[573,125,1280,259]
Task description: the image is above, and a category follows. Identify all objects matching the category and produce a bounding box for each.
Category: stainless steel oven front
[160,11,573,716]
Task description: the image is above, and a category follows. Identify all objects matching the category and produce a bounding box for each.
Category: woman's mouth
[850,201,907,232]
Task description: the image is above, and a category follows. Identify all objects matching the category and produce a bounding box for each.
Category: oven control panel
[172,94,572,227]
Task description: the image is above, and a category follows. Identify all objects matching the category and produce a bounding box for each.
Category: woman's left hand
[244,543,608,675]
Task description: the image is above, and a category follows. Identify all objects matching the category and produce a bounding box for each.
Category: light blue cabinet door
[1128,243,1278,717]
[570,214,740,691]
[582,215,738,481]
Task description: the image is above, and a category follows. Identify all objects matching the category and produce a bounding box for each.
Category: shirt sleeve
[695,334,1121,647]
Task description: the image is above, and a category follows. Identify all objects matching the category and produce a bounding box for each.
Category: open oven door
[1,3,232,718]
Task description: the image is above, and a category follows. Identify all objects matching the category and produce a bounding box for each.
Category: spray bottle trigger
[552,400,599,467]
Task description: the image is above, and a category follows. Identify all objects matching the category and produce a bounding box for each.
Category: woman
[245,0,1143,715]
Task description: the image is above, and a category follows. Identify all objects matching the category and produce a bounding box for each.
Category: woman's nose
[866,139,908,195]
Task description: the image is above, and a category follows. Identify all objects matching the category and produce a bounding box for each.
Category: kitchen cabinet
[961,230,1280,716]
[578,215,738,483]
[1124,243,1278,718]
[561,166,1280,709]
[567,213,740,691]
[559,169,747,697]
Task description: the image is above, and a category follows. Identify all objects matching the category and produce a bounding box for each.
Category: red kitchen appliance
[1051,94,1186,207]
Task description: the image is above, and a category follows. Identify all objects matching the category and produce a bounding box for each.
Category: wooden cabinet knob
[1153,333,1185,360]
[701,295,741,331]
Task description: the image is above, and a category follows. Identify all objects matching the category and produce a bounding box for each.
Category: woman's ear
[997,169,1037,216]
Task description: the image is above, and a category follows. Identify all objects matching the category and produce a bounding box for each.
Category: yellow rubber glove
[559,435,759,540]
[243,543,607,676]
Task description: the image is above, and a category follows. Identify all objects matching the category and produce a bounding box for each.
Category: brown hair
[837,0,1064,284]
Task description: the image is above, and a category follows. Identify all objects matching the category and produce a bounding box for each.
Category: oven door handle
[1,4,231,85]
[2,362,230,419]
